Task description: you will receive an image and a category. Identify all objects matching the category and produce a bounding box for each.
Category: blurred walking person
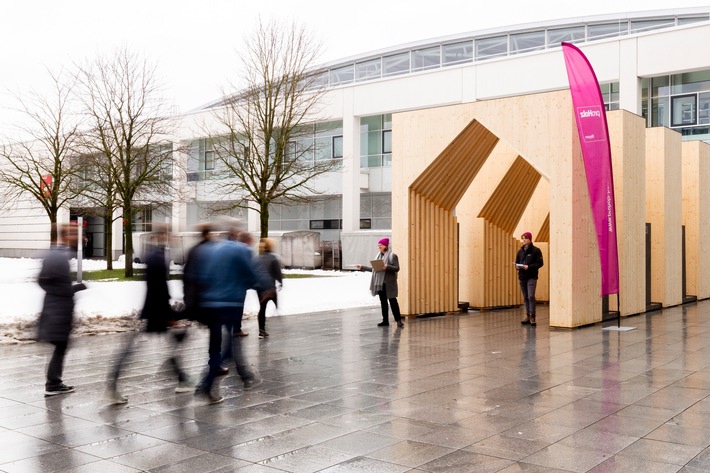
[182,222,213,325]
[256,238,282,339]
[193,220,273,404]
[37,223,86,397]
[106,225,190,404]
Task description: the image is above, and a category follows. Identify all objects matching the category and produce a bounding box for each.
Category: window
[330,65,354,86]
[355,58,382,81]
[672,94,697,127]
[314,137,331,161]
[671,70,710,95]
[204,150,214,170]
[360,114,392,168]
[699,93,710,125]
[600,82,620,111]
[360,193,392,229]
[509,30,545,54]
[309,219,341,230]
[442,41,473,65]
[547,26,585,45]
[588,22,626,40]
[132,207,152,232]
[651,97,670,127]
[679,16,709,25]
[332,136,343,159]
[475,36,507,60]
[269,197,342,232]
[383,52,410,76]
[651,76,670,97]
[383,130,392,154]
[412,46,440,71]
[630,18,674,34]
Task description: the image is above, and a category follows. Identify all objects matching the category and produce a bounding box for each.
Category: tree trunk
[104,210,113,270]
[49,212,58,246]
[259,204,269,238]
[123,205,134,278]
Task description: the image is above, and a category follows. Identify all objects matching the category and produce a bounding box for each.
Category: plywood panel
[645,127,683,307]
[682,141,710,300]
[606,111,646,316]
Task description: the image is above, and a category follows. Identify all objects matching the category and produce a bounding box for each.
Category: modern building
[2,7,710,323]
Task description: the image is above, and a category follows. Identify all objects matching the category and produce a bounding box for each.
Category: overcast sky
[1,0,708,130]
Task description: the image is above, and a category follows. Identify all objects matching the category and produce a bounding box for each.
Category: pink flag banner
[561,42,620,296]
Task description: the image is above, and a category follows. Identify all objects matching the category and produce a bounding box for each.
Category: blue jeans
[519,278,538,316]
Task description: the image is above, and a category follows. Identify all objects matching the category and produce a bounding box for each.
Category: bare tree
[0,70,86,245]
[78,47,176,277]
[209,18,338,237]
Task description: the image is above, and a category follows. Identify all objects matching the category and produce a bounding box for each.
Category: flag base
[601,326,636,332]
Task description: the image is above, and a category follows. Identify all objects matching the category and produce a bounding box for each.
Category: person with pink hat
[515,232,544,326]
[355,237,404,328]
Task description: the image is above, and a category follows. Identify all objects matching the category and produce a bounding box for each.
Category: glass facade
[360,114,392,168]
[643,69,710,139]
[360,193,392,230]
[600,82,620,111]
[288,120,344,163]
[268,196,342,234]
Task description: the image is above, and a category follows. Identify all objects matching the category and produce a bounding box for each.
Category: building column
[112,208,123,260]
[618,40,642,115]
[341,89,361,233]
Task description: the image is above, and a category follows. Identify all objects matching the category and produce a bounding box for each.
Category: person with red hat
[355,237,404,328]
[515,232,544,326]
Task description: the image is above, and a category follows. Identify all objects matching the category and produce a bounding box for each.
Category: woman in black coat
[256,238,283,339]
[356,237,404,328]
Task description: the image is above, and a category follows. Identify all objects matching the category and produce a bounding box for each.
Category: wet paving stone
[4,303,710,471]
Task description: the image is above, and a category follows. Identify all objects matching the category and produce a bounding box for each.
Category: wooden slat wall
[407,120,499,315]
[478,156,541,232]
[482,222,524,307]
[645,127,683,307]
[681,141,710,300]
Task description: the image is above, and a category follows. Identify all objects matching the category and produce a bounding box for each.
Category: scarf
[370,250,392,296]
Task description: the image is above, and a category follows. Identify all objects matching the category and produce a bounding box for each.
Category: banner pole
[617,293,621,328]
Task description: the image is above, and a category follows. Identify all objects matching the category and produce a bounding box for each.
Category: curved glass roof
[318,8,710,88]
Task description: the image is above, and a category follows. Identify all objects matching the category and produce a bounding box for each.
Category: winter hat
[378,238,390,247]
[521,232,533,241]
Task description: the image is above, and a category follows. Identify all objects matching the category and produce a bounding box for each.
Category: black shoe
[235,331,249,337]
[258,330,269,339]
[377,322,389,327]
[45,383,75,397]
[521,316,531,325]
[530,316,537,327]
[397,320,404,328]
[216,366,229,376]
[194,387,224,404]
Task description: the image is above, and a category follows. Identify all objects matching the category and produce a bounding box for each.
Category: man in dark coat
[37,224,85,397]
[515,231,544,326]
